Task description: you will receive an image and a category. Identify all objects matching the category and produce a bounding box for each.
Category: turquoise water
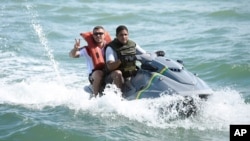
[1,0,250,141]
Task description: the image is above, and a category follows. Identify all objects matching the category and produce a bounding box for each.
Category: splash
[25,4,63,85]
[0,80,84,109]
[79,87,250,130]
[71,85,250,130]
[1,80,249,131]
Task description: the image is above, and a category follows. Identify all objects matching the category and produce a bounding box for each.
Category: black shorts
[88,69,106,85]
[88,73,94,84]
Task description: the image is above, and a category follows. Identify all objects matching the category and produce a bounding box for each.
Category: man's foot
[89,94,96,99]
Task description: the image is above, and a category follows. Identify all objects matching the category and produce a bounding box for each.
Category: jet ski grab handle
[155,50,165,57]
[135,53,159,71]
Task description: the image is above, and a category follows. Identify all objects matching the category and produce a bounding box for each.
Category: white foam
[0,81,249,130]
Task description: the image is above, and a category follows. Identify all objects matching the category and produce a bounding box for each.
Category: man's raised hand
[74,39,81,50]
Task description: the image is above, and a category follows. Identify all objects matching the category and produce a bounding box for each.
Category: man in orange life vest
[105,25,146,91]
[69,26,111,97]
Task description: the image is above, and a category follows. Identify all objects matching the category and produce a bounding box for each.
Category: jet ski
[84,51,213,118]
[123,52,212,100]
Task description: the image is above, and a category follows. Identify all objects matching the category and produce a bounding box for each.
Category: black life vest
[108,38,137,78]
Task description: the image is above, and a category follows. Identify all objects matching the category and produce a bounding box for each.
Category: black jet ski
[122,52,212,100]
[84,51,213,118]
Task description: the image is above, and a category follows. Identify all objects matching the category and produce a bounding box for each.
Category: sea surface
[1,0,250,141]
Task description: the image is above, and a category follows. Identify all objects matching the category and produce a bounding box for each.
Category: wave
[1,80,249,131]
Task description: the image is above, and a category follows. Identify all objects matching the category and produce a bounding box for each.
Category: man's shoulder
[79,47,88,56]
[79,46,87,50]
[105,46,114,54]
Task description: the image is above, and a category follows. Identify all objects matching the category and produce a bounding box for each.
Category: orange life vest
[80,31,112,70]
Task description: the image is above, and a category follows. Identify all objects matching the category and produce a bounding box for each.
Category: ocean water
[1,0,250,141]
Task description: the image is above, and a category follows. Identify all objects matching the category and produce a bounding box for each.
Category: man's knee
[112,70,122,79]
[92,70,104,81]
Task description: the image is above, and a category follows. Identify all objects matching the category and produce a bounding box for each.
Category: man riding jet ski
[84,50,213,100]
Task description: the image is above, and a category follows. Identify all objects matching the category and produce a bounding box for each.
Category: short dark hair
[93,26,104,32]
[116,25,128,36]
